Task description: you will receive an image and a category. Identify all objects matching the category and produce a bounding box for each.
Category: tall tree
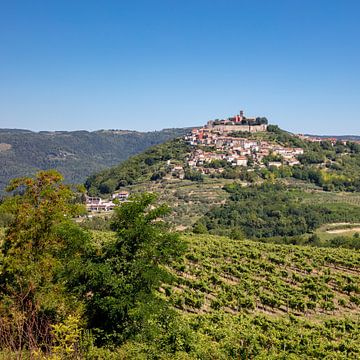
[0,170,88,352]
[81,193,186,344]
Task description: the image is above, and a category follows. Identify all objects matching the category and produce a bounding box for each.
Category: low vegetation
[167,234,360,317]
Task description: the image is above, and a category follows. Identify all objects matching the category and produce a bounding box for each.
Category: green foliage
[51,315,82,358]
[326,235,360,250]
[74,193,186,345]
[197,182,360,238]
[192,222,208,234]
[86,139,192,195]
[79,215,112,231]
[0,170,90,353]
[184,169,204,182]
[298,151,326,164]
[262,152,284,166]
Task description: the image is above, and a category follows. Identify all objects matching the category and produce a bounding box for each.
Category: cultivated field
[164,234,360,317]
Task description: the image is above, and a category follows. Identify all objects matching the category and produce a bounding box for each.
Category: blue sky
[0,0,359,134]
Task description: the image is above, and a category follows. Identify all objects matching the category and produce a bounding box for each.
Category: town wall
[209,124,268,133]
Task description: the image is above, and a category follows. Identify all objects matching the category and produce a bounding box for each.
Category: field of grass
[302,190,360,207]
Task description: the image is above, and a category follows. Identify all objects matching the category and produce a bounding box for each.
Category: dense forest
[86,138,192,195]
[195,182,360,242]
[0,127,190,194]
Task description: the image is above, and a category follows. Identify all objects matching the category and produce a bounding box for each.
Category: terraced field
[117,177,234,228]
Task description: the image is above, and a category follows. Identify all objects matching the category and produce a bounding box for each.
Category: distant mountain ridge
[305,134,360,141]
[0,127,191,194]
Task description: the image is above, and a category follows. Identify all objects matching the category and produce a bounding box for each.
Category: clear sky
[0,0,359,134]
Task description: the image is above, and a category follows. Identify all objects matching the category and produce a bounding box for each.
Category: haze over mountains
[0,127,190,194]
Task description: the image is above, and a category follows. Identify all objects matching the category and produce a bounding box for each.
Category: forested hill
[0,127,190,193]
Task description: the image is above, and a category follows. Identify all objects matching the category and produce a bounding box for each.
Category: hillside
[0,127,190,194]
[168,234,360,317]
[92,231,360,358]
[164,234,360,358]
[86,125,360,197]
[85,125,360,233]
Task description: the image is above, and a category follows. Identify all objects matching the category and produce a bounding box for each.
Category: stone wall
[210,124,267,133]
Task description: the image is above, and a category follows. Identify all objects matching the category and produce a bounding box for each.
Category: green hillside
[168,234,360,317]
[85,127,360,234]
[91,231,360,358]
[85,138,192,195]
[85,126,360,197]
[0,127,190,194]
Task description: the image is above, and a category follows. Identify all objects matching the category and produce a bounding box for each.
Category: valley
[0,127,190,194]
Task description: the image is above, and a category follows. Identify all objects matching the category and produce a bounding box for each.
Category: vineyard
[87,231,360,358]
[164,234,360,316]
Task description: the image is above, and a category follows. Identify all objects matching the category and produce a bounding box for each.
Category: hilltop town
[178,111,304,177]
[85,110,360,212]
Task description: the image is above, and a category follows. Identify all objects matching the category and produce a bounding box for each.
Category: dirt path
[326,227,360,234]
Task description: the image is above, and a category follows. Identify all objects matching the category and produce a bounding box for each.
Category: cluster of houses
[183,111,304,174]
[85,191,129,212]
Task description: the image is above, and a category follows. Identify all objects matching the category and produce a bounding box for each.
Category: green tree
[81,193,186,345]
[0,170,89,353]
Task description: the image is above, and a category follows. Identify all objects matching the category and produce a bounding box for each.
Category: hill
[0,127,190,194]
[85,125,360,233]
